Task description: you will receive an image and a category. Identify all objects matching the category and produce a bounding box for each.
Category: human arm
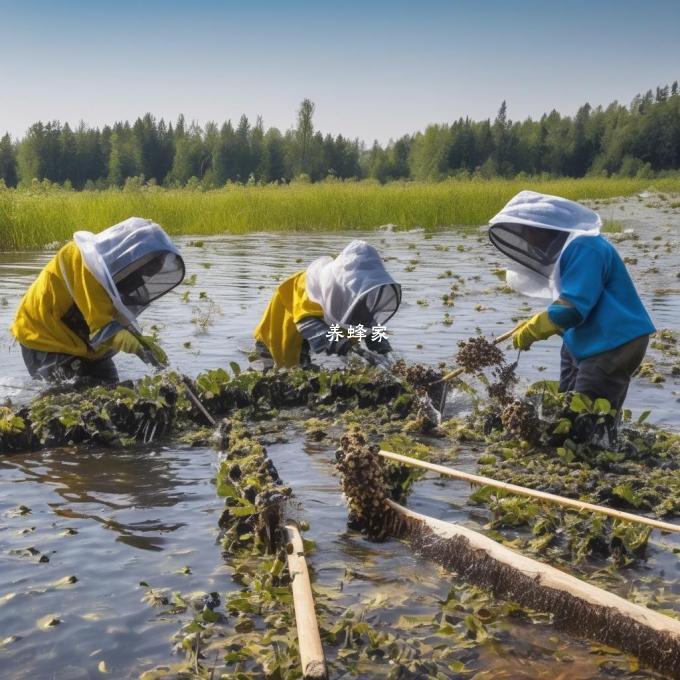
[512,240,604,350]
[296,317,352,356]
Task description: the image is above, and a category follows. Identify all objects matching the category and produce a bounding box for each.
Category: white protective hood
[305,240,401,327]
[72,217,184,343]
[488,191,601,299]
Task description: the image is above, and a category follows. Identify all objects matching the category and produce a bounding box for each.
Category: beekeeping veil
[488,191,601,299]
[305,240,401,327]
[72,217,185,345]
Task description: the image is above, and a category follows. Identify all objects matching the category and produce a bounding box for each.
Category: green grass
[1,177,679,250]
[601,219,624,233]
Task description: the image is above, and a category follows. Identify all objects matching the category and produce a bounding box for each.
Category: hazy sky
[2,0,679,144]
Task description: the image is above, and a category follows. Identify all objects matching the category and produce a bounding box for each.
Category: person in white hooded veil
[11,217,185,383]
[253,240,401,368]
[488,191,655,441]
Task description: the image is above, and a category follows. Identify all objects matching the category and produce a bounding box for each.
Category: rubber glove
[138,335,168,367]
[111,330,168,367]
[111,329,143,355]
[511,311,561,350]
[364,334,392,355]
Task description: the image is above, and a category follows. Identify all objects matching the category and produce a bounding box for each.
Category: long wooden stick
[379,449,680,534]
[284,525,327,680]
[435,328,515,385]
[180,376,217,427]
[385,500,680,675]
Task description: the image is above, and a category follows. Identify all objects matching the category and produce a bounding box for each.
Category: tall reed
[1,177,677,250]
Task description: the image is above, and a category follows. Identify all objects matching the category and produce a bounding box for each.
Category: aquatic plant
[216,419,291,554]
[0,365,425,456]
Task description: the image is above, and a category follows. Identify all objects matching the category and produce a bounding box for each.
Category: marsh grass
[601,219,624,233]
[1,177,679,250]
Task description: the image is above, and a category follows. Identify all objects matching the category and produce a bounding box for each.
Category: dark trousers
[253,340,312,369]
[21,344,119,384]
[559,335,649,412]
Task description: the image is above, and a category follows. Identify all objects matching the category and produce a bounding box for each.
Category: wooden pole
[379,449,680,534]
[284,525,328,680]
[385,500,680,676]
[435,329,515,385]
[181,376,217,427]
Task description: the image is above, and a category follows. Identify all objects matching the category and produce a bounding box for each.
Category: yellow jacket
[11,241,118,359]
[254,271,324,368]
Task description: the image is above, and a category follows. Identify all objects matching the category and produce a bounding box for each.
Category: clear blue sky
[2,0,679,144]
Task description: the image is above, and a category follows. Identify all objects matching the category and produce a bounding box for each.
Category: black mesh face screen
[115,253,185,316]
[488,223,569,277]
[346,284,401,327]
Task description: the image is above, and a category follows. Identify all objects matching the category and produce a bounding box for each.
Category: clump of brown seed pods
[487,362,519,405]
[392,360,443,391]
[335,427,390,540]
[456,337,505,373]
[500,400,540,441]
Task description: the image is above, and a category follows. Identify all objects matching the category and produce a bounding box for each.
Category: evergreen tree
[296,98,315,176]
[250,116,265,181]
[167,119,206,185]
[3,80,680,187]
[108,123,140,185]
[233,115,252,182]
[0,133,18,187]
[213,121,237,184]
[60,123,78,185]
[262,128,287,182]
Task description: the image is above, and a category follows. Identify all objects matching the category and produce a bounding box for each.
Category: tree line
[1,84,679,190]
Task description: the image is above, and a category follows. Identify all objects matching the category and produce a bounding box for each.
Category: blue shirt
[548,235,655,360]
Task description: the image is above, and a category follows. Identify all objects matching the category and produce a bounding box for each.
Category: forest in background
[0,82,679,190]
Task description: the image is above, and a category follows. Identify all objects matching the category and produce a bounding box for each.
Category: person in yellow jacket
[11,217,185,383]
[254,240,401,368]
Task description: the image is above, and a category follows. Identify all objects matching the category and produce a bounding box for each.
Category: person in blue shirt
[488,191,655,434]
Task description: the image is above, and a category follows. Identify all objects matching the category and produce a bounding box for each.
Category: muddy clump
[335,427,390,540]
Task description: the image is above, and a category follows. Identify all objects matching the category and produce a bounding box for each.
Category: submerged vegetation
[2,176,680,249]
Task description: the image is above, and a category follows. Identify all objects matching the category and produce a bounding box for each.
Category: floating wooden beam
[379,449,680,534]
[284,524,327,680]
[385,500,680,678]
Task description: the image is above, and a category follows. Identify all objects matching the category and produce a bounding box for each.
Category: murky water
[0,196,678,678]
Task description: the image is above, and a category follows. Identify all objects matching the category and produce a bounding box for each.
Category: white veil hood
[305,240,401,326]
[73,217,185,332]
[488,191,602,299]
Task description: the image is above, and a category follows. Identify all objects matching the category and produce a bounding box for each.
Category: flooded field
[0,194,679,678]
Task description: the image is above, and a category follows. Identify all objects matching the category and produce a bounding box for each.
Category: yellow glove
[511,311,560,350]
[111,329,143,355]
[138,335,168,367]
[111,330,168,367]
